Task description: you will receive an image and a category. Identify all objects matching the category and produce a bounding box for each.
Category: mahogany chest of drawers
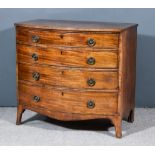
[15,20,138,138]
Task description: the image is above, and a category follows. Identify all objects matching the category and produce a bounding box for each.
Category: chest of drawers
[15,20,138,138]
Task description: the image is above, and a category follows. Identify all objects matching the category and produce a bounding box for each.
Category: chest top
[15,19,138,32]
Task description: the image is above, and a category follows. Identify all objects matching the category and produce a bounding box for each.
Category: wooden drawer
[18,63,118,90]
[17,44,118,69]
[16,27,119,49]
[19,82,118,115]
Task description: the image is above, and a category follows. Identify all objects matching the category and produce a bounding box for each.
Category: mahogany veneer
[15,20,138,138]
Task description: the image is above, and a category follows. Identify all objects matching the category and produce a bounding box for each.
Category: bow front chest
[15,20,138,138]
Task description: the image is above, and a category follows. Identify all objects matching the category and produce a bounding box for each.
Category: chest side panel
[118,27,137,119]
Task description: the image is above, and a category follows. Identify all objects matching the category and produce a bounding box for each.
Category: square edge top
[14,19,138,32]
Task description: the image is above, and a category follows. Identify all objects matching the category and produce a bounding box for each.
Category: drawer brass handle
[32,72,40,81]
[87,57,95,65]
[32,35,40,43]
[87,100,95,109]
[33,96,40,102]
[87,78,96,87]
[87,38,96,47]
[32,53,38,61]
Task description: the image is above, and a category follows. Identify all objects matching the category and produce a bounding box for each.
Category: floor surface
[0,108,155,145]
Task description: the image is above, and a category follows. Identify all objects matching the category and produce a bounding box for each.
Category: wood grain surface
[16,27,119,49]
[18,63,118,90]
[118,26,137,122]
[19,82,118,115]
[17,44,118,68]
[15,19,138,32]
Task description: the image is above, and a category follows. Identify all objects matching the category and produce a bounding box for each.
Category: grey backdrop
[0,8,154,107]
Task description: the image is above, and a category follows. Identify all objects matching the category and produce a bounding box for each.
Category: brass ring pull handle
[87,100,95,109]
[87,57,95,65]
[87,78,96,87]
[32,53,38,61]
[33,96,40,102]
[87,38,96,47]
[32,35,40,43]
[32,72,40,81]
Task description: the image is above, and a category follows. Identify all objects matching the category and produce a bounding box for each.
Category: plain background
[0,8,154,107]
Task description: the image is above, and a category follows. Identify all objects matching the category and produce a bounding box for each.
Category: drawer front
[17,44,118,69]
[18,63,118,90]
[19,82,118,115]
[16,27,119,49]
